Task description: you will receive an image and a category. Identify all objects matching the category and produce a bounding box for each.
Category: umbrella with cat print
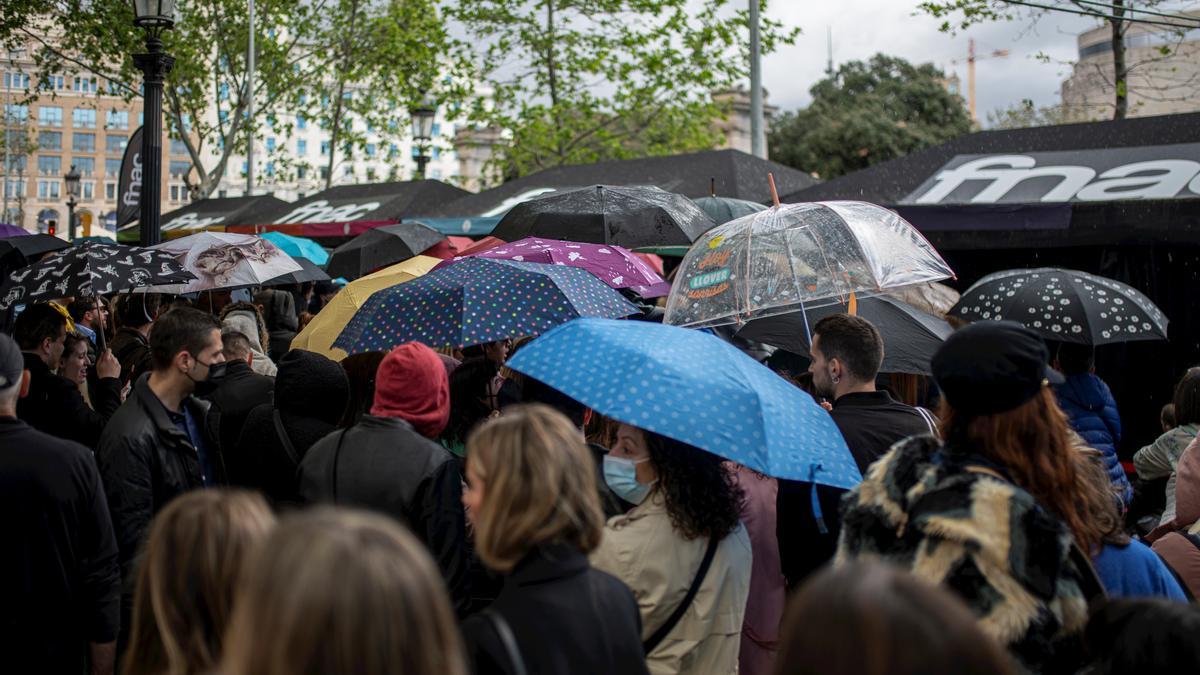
[0,242,194,310]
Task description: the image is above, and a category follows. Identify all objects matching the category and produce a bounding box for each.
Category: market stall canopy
[117,195,290,241]
[781,112,1200,248]
[420,149,818,221]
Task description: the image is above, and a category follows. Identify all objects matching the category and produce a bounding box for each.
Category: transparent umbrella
[664,201,954,328]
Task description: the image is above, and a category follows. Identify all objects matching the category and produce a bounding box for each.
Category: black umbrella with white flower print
[0,242,194,311]
[950,268,1168,345]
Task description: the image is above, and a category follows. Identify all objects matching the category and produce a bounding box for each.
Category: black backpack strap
[483,610,528,675]
[644,537,719,654]
[273,409,299,465]
[328,429,349,502]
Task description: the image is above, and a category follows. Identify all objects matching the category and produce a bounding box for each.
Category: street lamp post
[131,0,177,247]
[64,164,80,240]
[410,102,436,180]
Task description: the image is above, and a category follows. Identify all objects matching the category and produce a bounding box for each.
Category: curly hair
[644,430,744,540]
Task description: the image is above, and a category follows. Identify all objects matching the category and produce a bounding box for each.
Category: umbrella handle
[94,296,107,353]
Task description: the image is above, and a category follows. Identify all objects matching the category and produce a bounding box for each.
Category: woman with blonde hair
[461,404,648,675]
[123,489,275,675]
[221,507,467,675]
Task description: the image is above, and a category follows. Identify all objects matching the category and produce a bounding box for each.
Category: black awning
[251,180,470,225]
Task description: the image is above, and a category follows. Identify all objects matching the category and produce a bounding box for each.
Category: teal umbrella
[72,235,118,246]
[692,196,768,225]
[261,231,329,266]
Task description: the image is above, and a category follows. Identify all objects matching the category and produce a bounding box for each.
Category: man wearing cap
[298,342,471,615]
[837,321,1097,673]
[0,332,122,674]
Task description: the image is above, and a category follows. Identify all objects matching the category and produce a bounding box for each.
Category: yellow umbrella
[291,255,442,361]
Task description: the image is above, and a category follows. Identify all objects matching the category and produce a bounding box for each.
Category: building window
[38,131,62,150]
[81,182,94,199]
[105,182,116,200]
[74,157,95,176]
[297,139,307,155]
[320,140,329,156]
[297,166,307,179]
[5,155,27,172]
[266,161,275,177]
[344,165,353,177]
[170,185,180,201]
[296,114,307,130]
[72,108,96,129]
[72,132,96,153]
[218,82,229,101]
[319,167,330,180]
[218,190,227,198]
[366,167,377,180]
[432,122,441,137]
[39,106,63,127]
[106,110,129,130]
[38,180,60,199]
[388,143,399,159]
[4,179,24,198]
[3,72,31,89]
[365,143,376,157]
[168,138,188,155]
[72,76,97,93]
[169,160,191,177]
[106,135,127,153]
[37,155,61,176]
[105,158,121,177]
[3,103,29,121]
[266,137,276,152]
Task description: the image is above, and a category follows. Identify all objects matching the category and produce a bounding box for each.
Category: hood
[220,302,269,353]
[223,312,266,352]
[1056,373,1109,412]
[262,289,298,333]
[274,349,350,424]
[371,343,450,439]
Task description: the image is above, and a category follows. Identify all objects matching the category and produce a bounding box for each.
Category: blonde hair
[123,490,275,675]
[466,404,605,573]
[220,507,466,675]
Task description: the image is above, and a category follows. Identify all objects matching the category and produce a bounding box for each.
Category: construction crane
[951,38,1010,123]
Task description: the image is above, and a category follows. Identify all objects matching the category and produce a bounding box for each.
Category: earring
[831,375,840,384]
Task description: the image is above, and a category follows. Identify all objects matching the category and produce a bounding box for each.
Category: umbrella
[261,231,330,266]
[0,223,30,237]
[0,242,194,310]
[664,201,954,329]
[490,185,717,249]
[692,196,768,225]
[333,258,640,354]
[325,222,445,279]
[262,257,331,286]
[950,268,1168,345]
[435,237,672,298]
[632,245,690,258]
[422,234,477,261]
[507,318,859,487]
[736,296,953,375]
[150,232,302,293]
[0,233,69,267]
[455,236,506,256]
[72,235,118,246]
[291,255,442,361]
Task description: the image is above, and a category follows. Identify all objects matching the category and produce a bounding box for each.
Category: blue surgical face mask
[231,288,253,304]
[603,455,654,505]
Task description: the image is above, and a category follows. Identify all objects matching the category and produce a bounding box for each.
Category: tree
[768,54,971,180]
[917,0,1197,120]
[987,99,1075,129]
[448,0,799,179]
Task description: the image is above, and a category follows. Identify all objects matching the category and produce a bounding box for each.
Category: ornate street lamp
[64,164,80,240]
[410,101,436,180]
[132,0,177,246]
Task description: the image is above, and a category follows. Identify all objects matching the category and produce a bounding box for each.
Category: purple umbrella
[0,224,30,238]
[434,236,671,298]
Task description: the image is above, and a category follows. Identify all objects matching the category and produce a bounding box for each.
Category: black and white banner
[117,126,145,227]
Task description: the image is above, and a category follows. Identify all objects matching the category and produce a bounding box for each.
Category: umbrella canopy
[0,224,29,237]
[455,236,506,257]
[151,232,302,293]
[950,268,1168,345]
[664,201,954,329]
[325,222,445,279]
[435,237,672,298]
[262,257,331,286]
[692,196,768,225]
[72,235,118,246]
[507,318,859,487]
[292,255,441,361]
[261,231,330,266]
[0,233,69,267]
[333,258,640,354]
[490,185,717,249]
[0,242,193,309]
[736,296,953,375]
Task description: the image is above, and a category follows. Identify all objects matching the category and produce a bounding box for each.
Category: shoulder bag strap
[483,610,528,675]
[644,536,719,654]
[273,410,300,466]
[328,429,349,503]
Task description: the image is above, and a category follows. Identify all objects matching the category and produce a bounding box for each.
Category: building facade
[1,43,186,237]
[1061,9,1200,120]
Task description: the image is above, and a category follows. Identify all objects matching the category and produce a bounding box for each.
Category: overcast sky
[758,1,1184,126]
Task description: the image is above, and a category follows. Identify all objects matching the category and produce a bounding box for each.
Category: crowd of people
[4,283,1200,675]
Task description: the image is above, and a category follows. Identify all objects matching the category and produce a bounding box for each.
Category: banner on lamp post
[117,126,145,228]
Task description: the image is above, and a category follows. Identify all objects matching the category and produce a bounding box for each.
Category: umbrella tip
[710,177,716,198]
[768,173,780,207]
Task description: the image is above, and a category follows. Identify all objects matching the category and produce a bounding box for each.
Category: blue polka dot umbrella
[507,318,860,487]
[333,258,640,354]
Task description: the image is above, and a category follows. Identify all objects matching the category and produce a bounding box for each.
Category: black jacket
[96,376,222,585]
[777,390,933,588]
[110,326,152,386]
[298,415,471,614]
[16,351,121,449]
[202,358,274,459]
[0,417,121,674]
[462,544,648,675]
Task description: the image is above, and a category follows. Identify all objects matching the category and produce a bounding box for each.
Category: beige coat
[591,492,752,675]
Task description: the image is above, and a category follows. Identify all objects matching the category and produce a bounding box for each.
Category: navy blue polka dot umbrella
[951,268,1168,345]
[507,318,859,487]
[333,258,640,354]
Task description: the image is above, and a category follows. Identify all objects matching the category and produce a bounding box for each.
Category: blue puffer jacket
[1055,373,1133,507]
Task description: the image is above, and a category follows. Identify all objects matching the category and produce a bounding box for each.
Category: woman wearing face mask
[591,423,752,675]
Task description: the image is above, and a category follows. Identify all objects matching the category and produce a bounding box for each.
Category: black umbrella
[0,233,70,268]
[325,222,445,279]
[262,257,331,286]
[736,296,953,375]
[950,268,1168,345]
[0,242,194,311]
[490,185,717,249]
[691,196,767,225]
